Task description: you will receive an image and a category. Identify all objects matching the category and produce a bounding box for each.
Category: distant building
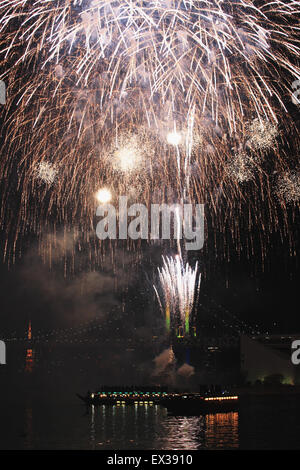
[241,334,300,385]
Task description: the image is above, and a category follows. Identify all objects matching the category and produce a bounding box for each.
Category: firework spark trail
[1,0,299,124]
[154,254,201,334]
[0,1,299,270]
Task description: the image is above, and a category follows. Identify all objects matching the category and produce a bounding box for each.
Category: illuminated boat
[159,393,239,415]
[77,391,239,414]
[76,390,167,406]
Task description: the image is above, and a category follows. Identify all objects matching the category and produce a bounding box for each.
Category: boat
[76,391,165,406]
[160,393,239,415]
[77,390,239,414]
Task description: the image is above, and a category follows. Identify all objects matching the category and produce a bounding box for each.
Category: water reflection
[205,412,239,449]
[158,412,238,449]
[90,405,95,449]
[158,415,205,450]
[24,406,33,450]
[88,405,239,450]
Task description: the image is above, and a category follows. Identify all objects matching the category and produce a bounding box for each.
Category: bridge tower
[25,320,34,373]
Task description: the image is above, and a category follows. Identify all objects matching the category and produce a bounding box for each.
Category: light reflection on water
[87,405,239,450]
[2,393,300,449]
[205,412,239,449]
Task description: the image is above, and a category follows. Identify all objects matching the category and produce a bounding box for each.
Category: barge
[77,390,239,414]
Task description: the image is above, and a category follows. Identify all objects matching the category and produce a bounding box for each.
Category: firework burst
[154,254,201,335]
[0,1,299,270]
[276,171,300,204]
[226,151,256,184]
[245,118,278,152]
[34,161,58,185]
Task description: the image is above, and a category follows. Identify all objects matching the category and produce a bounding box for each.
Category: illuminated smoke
[177,363,195,378]
[153,347,176,377]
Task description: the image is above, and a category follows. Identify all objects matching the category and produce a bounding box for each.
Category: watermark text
[96,196,204,251]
